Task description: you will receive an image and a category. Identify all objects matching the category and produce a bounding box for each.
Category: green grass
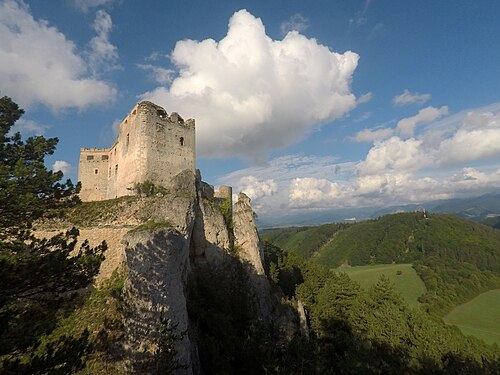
[444,289,500,346]
[336,264,426,307]
[129,219,172,233]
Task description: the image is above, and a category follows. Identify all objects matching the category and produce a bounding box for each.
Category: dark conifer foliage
[0,96,105,372]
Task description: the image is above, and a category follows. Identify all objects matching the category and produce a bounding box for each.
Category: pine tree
[0,96,105,371]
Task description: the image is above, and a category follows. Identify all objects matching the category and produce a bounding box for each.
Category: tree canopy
[0,96,105,373]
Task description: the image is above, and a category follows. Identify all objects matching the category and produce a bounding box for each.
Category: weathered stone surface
[78,101,196,201]
[36,169,300,373]
[232,192,272,321]
[191,197,230,266]
[122,228,193,374]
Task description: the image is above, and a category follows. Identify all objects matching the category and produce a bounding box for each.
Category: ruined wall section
[78,148,111,201]
[107,105,148,199]
[141,103,196,189]
[78,101,195,202]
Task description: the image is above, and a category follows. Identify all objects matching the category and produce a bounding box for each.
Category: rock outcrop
[232,192,272,321]
[37,169,299,373]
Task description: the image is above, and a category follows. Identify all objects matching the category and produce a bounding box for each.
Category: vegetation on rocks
[129,220,172,233]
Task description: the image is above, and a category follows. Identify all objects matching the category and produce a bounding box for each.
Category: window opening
[126,133,130,148]
[157,109,167,119]
[180,137,184,146]
[86,155,94,161]
[102,155,109,161]
[94,169,99,175]
[115,164,118,175]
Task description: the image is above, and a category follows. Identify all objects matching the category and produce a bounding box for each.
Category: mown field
[336,263,426,307]
[443,289,500,346]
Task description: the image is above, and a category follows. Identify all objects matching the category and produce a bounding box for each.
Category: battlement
[78,101,196,201]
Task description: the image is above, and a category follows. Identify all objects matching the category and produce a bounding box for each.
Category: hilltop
[262,212,500,316]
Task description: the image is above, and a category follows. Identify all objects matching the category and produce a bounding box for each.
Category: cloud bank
[221,103,500,214]
[0,0,116,111]
[141,9,359,161]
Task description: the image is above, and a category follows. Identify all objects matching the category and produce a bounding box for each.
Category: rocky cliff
[36,169,298,373]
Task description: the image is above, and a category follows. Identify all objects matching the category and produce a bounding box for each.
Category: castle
[78,101,196,201]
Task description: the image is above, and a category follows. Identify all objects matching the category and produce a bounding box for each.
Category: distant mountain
[257,193,500,228]
[482,215,500,229]
[428,193,500,221]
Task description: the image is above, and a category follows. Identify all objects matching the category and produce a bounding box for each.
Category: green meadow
[444,289,500,346]
[336,263,426,307]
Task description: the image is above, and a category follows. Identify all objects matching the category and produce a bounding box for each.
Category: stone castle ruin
[78,101,196,201]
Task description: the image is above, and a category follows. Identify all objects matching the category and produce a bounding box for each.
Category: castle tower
[78,101,195,201]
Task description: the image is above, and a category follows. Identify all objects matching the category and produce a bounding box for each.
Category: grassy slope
[444,289,500,346]
[261,223,349,259]
[337,264,426,307]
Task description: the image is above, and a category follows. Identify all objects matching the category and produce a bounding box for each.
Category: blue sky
[2,0,500,220]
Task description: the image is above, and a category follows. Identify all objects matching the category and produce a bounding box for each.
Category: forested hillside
[262,243,500,373]
[262,212,500,316]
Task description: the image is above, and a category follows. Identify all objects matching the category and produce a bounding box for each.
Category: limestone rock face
[51,169,299,373]
[232,193,265,275]
[121,170,198,374]
[122,228,193,373]
[232,192,271,320]
[191,196,230,266]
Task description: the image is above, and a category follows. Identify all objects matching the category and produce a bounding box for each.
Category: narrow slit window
[94,169,99,175]
[180,137,184,146]
[126,133,130,148]
[115,164,118,175]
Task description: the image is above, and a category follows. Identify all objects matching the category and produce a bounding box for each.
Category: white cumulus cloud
[87,9,119,75]
[140,9,359,161]
[396,106,448,138]
[438,110,500,165]
[393,89,431,106]
[358,136,430,176]
[0,0,116,111]
[353,127,393,142]
[289,177,342,208]
[236,176,278,200]
[52,160,72,175]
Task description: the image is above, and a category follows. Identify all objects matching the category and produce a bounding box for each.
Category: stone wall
[78,101,195,202]
[78,148,110,201]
